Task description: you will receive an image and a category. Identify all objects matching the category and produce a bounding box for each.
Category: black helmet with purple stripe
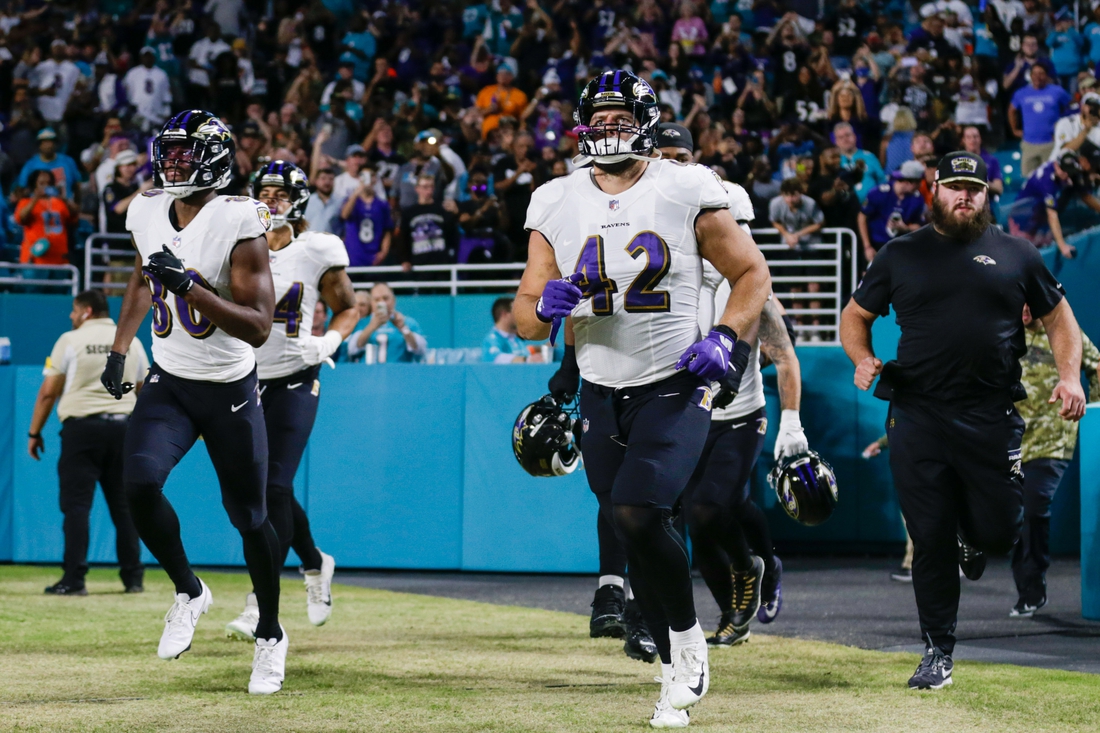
[152,110,234,198]
[251,160,310,229]
[573,70,660,166]
[768,450,838,526]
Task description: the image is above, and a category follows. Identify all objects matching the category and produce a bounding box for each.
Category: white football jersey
[127,191,272,382]
[526,159,729,388]
[254,230,350,379]
[698,261,765,421]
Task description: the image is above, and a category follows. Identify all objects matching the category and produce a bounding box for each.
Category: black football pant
[260,365,323,572]
[888,397,1025,654]
[1012,457,1069,604]
[57,416,143,588]
[683,409,767,613]
[123,364,283,640]
[580,371,712,664]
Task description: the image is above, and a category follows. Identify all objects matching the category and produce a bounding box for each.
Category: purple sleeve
[986,156,1002,182]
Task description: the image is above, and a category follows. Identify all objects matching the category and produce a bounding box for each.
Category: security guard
[840,151,1086,691]
[1011,305,1100,617]
[28,290,149,595]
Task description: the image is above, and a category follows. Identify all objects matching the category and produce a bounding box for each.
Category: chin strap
[571,150,660,169]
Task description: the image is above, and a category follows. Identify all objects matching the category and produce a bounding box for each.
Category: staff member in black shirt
[840,152,1085,691]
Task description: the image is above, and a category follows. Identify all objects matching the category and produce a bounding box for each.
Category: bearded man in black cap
[839,151,1086,691]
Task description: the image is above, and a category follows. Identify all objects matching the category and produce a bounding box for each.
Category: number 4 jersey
[127,190,271,382]
[254,230,349,379]
[525,159,730,388]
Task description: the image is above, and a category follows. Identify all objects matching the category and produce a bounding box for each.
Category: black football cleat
[1009,596,1047,618]
[44,581,88,596]
[958,536,986,581]
[589,584,626,638]
[707,609,751,646]
[622,599,658,663]
[125,584,145,594]
[908,640,953,690]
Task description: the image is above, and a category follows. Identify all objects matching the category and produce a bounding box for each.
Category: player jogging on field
[516,70,770,728]
[224,161,359,640]
[101,110,286,695]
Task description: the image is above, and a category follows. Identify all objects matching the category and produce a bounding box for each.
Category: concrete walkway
[337,556,1100,674]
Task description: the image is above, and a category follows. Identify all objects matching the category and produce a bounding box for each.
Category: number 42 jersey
[254,230,350,380]
[127,191,271,382]
[525,159,730,388]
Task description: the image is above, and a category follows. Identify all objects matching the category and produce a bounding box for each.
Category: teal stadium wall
[2,223,1099,570]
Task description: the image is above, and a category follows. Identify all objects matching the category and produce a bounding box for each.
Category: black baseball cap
[936,151,988,187]
[657,123,693,152]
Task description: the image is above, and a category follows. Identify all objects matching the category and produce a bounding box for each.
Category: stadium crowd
[2,0,1100,302]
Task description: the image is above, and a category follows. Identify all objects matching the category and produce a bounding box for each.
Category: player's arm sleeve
[694,165,731,210]
[125,189,152,233]
[1021,244,1066,318]
[523,179,565,243]
[851,245,892,316]
[319,233,351,270]
[237,200,272,240]
[44,334,70,377]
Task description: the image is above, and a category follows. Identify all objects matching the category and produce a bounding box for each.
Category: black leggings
[123,364,282,640]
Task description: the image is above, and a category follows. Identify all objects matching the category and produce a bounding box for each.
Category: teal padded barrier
[0,368,11,561]
[1079,406,1100,619]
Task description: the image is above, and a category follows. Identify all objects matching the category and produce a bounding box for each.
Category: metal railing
[82,227,858,344]
[0,262,81,295]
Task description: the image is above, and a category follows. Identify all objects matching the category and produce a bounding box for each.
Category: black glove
[100,351,133,400]
[143,245,194,296]
[712,339,753,410]
[548,343,580,403]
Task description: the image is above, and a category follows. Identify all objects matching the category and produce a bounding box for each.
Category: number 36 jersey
[127,191,271,382]
[254,230,349,380]
[525,159,730,388]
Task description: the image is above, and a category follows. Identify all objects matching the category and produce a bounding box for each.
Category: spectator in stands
[1003,32,1056,99]
[101,151,150,235]
[1010,149,1100,259]
[395,174,458,269]
[808,146,861,233]
[339,13,376,83]
[827,81,869,149]
[31,39,81,127]
[476,57,527,139]
[482,297,543,363]
[961,125,1005,196]
[770,177,824,249]
[17,170,76,267]
[19,129,81,201]
[346,282,427,363]
[457,168,511,262]
[1049,8,1084,94]
[186,20,230,109]
[492,131,542,257]
[857,160,927,263]
[332,144,370,210]
[303,167,341,235]
[835,121,885,202]
[881,107,918,174]
[340,170,393,267]
[123,48,172,133]
[363,118,406,199]
[1011,64,1071,177]
[1050,92,1100,161]
[393,130,454,210]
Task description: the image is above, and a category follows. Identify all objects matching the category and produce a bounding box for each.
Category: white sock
[598,575,625,589]
[668,621,704,647]
[660,663,673,682]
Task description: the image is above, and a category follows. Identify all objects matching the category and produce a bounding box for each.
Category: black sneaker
[1009,596,1047,618]
[728,556,764,629]
[908,643,953,690]
[890,567,913,582]
[757,556,783,624]
[44,581,87,596]
[589,584,626,638]
[622,599,658,663]
[124,584,145,594]
[958,536,986,581]
[708,609,751,646]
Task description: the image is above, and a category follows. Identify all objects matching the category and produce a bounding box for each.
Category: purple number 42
[572,232,671,314]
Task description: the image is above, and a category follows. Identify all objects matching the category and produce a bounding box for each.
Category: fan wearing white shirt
[186,21,230,105]
[123,48,172,132]
[32,39,83,124]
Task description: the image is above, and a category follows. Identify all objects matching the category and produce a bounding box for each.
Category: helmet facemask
[573,72,660,169]
[153,136,231,198]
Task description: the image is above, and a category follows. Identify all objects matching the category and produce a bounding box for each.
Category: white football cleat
[225,593,259,641]
[668,635,709,710]
[650,670,690,728]
[304,550,335,626]
[157,578,212,660]
[249,626,288,695]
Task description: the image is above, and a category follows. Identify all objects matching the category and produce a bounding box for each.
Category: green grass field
[1,567,1099,732]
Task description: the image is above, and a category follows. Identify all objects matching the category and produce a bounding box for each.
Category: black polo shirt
[853,224,1065,405]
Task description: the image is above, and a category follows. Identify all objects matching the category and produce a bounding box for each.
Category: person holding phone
[346,282,427,363]
[17,169,76,266]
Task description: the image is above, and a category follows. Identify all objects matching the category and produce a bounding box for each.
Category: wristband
[713,324,738,343]
[28,432,41,439]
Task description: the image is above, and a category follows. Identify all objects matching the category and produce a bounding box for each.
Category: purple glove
[536,275,583,323]
[675,326,737,382]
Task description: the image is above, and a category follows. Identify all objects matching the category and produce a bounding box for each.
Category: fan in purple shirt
[340,187,395,267]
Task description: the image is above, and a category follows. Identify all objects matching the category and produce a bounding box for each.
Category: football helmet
[512,395,582,477]
[152,110,234,198]
[768,450,838,526]
[251,160,310,230]
[574,70,660,167]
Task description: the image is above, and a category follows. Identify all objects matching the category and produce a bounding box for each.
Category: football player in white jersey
[516,70,771,728]
[224,161,359,641]
[654,132,807,645]
[100,110,287,695]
